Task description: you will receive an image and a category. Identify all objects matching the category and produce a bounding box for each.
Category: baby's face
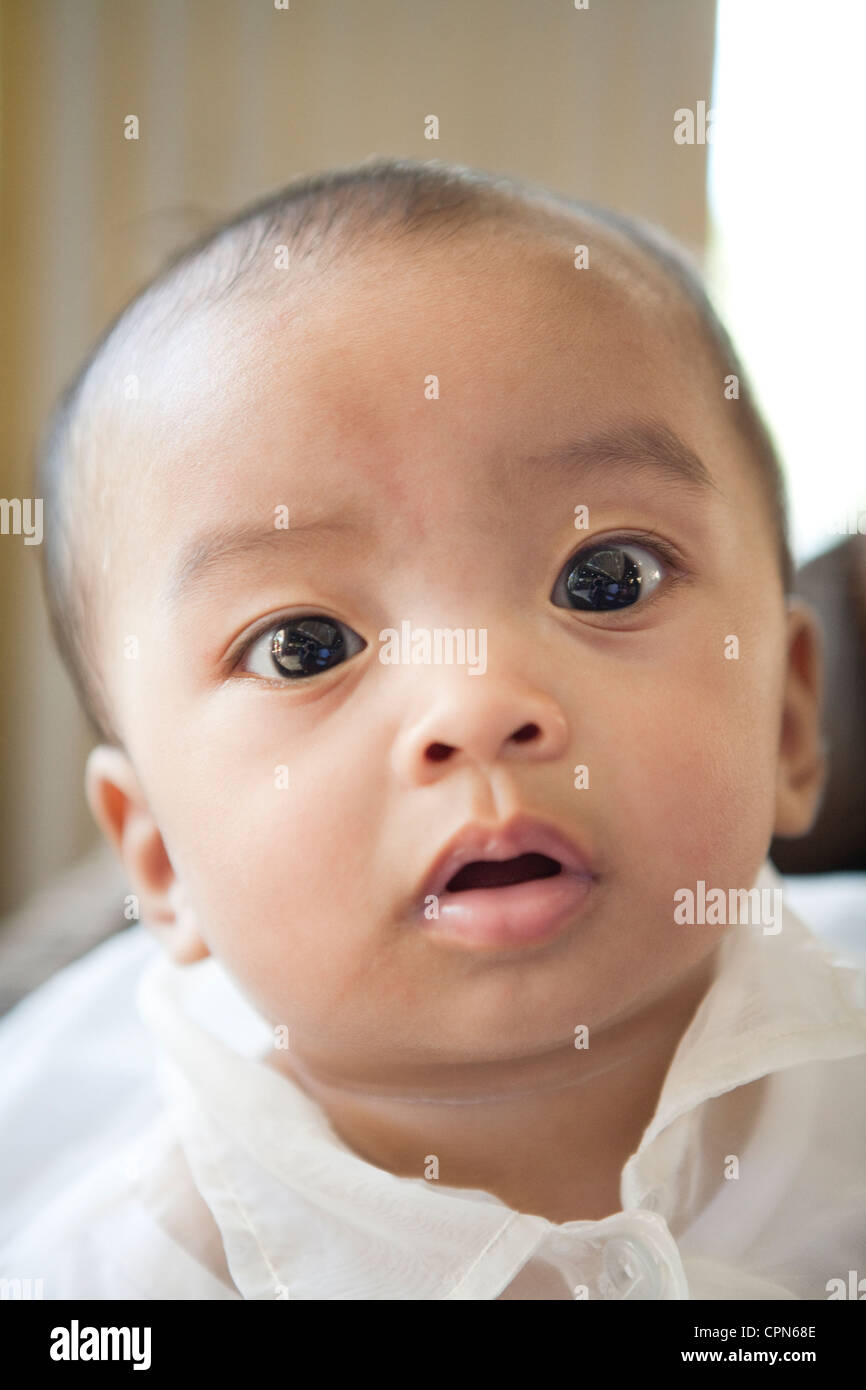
[92,224,813,1085]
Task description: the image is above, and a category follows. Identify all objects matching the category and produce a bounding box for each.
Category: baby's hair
[35,156,793,747]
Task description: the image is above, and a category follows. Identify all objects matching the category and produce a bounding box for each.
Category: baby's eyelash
[577,529,686,570]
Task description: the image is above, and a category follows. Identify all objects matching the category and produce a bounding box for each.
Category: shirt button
[598,1236,663,1300]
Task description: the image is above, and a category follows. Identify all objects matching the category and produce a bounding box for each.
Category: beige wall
[0,0,716,914]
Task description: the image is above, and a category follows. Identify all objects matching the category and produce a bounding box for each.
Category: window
[707,0,866,562]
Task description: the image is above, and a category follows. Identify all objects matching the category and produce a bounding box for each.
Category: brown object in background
[771,534,866,874]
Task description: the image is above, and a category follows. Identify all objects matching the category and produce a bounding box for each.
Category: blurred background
[1,0,864,1009]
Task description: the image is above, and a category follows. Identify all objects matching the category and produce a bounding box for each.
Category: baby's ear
[85,745,209,965]
[773,598,827,838]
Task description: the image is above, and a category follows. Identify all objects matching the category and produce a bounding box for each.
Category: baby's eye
[240,616,366,680]
[551,540,666,612]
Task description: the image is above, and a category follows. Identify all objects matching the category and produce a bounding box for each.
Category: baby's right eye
[240,616,366,681]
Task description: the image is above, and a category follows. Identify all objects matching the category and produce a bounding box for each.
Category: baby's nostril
[426,742,454,763]
[512,723,540,743]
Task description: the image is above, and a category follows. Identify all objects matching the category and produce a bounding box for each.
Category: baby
[2,156,865,1301]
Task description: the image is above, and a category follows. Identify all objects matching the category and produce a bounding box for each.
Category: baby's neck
[267,953,717,1226]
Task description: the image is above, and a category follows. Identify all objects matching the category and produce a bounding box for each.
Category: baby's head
[37,158,823,1090]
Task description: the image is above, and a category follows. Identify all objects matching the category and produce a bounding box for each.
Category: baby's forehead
[142,214,690,408]
[93,194,691,418]
[119,236,692,474]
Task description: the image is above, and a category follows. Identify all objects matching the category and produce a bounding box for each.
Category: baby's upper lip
[417,813,596,904]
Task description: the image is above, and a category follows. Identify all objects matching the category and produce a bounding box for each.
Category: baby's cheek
[601,666,779,889]
[175,765,381,1003]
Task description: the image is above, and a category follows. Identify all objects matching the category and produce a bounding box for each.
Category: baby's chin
[249,928,721,1091]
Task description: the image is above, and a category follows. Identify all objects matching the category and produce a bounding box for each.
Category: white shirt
[1,860,865,1300]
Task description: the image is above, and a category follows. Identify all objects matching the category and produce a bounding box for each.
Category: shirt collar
[634,858,866,1150]
[135,858,866,1299]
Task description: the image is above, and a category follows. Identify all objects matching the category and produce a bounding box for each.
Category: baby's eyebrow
[524,418,720,495]
[163,518,355,614]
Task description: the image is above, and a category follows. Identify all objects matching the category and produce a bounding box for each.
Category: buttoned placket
[435,1204,690,1300]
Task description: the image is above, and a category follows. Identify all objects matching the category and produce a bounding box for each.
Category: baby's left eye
[240,615,366,680]
[551,541,666,612]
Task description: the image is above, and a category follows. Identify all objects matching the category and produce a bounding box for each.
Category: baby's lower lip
[417,870,594,950]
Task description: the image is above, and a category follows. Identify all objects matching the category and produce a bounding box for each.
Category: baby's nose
[392,682,569,786]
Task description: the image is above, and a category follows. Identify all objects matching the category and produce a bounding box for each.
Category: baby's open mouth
[445,852,562,893]
[416,818,595,949]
